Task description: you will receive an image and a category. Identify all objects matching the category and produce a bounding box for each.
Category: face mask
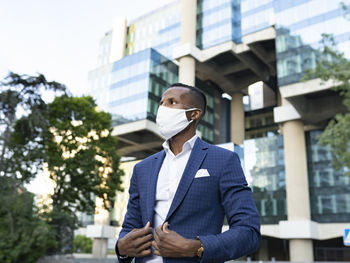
[156,105,198,139]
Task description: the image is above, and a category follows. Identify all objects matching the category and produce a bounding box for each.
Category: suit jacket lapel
[146,150,165,225]
[165,138,208,221]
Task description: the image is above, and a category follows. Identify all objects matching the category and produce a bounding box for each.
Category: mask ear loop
[184,108,199,112]
[185,108,200,122]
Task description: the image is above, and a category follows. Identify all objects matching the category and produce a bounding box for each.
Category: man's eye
[171,101,177,104]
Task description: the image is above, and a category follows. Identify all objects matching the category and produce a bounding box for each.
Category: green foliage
[0,177,56,263]
[1,72,123,255]
[41,95,123,252]
[304,33,350,174]
[73,235,93,253]
[45,95,123,214]
[318,114,350,174]
[0,71,66,182]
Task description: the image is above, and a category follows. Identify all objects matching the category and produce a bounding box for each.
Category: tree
[0,72,66,261]
[0,177,56,263]
[304,33,350,175]
[42,95,124,252]
[0,72,66,183]
[1,73,124,254]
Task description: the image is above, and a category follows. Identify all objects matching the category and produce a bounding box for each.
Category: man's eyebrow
[167,95,178,101]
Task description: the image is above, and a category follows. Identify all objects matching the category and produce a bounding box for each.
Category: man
[115,83,261,263]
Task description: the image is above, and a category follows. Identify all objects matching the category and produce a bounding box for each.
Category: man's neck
[169,129,196,156]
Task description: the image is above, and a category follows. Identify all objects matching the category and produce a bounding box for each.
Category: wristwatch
[196,236,204,258]
[119,254,130,260]
[115,241,130,260]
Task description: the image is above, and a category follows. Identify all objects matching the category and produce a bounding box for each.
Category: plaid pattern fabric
[116,138,261,263]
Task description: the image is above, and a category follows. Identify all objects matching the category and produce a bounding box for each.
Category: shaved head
[168,83,206,117]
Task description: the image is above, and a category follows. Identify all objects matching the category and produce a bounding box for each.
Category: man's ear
[190,109,202,121]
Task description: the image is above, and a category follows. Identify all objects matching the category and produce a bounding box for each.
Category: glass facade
[126,0,245,56]
[245,107,279,139]
[147,51,179,121]
[109,48,178,126]
[196,0,241,49]
[109,49,151,125]
[244,135,287,224]
[306,130,350,223]
[274,0,350,86]
[123,0,350,88]
[241,0,274,36]
[124,0,350,86]
[88,31,114,112]
[125,2,181,59]
[195,79,215,142]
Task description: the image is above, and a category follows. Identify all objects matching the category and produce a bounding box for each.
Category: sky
[0,0,173,194]
[0,0,174,96]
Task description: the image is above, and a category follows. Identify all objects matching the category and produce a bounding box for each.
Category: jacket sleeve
[198,151,261,263]
[115,165,143,263]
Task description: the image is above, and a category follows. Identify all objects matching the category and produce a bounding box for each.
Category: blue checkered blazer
[116,138,261,263]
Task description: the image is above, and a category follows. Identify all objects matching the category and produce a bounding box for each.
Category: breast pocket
[186,175,219,210]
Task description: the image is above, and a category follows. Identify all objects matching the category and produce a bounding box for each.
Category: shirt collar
[162,134,198,157]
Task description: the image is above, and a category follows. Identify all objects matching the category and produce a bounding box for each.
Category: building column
[92,238,108,258]
[91,198,110,258]
[230,93,244,145]
[110,17,127,63]
[283,120,314,261]
[179,0,197,86]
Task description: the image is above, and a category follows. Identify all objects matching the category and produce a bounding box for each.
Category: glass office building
[245,135,287,224]
[108,48,178,125]
[307,130,350,223]
[125,2,181,59]
[197,0,242,48]
[274,1,350,86]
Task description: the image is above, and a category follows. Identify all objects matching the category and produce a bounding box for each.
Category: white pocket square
[194,169,210,178]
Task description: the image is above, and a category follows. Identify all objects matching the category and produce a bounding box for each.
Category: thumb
[144,221,150,229]
[162,222,170,233]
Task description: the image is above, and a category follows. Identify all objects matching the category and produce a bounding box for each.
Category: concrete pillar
[283,119,314,261]
[230,93,244,145]
[289,239,314,262]
[92,238,108,258]
[179,0,197,86]
[284,120,311,220]
[92,198,110,258]
[179,56,196,86]
[181,0,196,45]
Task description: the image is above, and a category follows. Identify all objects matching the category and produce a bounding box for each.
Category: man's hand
[152,222,201,258]
[117,222,153,257]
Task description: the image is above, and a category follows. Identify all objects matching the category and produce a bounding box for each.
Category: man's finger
[137,248,152,257]
[136,241,152,253]
[162,222,170,233]
[155,225,163,238]
[152,240,159,250]
[130,226,153,239]
[133,233,153,248]
[154,249,161,256]
[154,228,161,244]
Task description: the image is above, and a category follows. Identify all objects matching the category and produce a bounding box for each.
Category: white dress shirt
[145,135,198,263]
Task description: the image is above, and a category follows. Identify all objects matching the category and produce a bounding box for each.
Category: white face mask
[156,105,198,140]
